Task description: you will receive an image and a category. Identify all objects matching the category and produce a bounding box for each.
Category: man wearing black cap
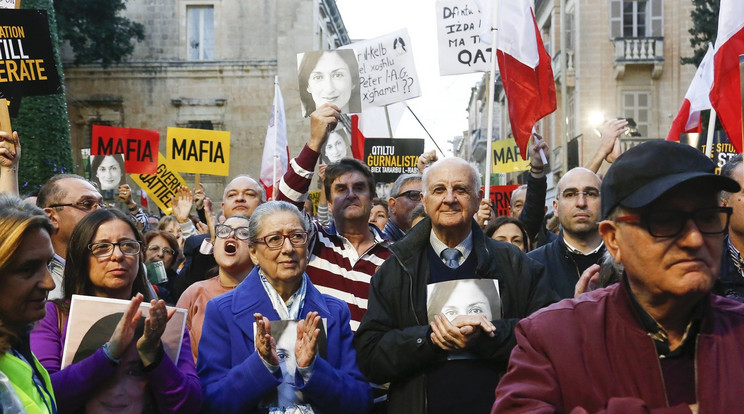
[493,140,744,413]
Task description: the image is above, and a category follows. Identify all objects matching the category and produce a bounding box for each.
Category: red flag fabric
[709,0,744,153]
[496,0,556,160]
[351,114,365,161]
[667,44,714,141]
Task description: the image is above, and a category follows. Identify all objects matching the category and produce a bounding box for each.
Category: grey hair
[720,154,743,201]
[389,174,422,198]
[421,158,480,195]
[247,201,310,244]
[223,174,267,203]
[510,184,527,205]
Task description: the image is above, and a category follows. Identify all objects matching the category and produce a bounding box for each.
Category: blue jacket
[197,267,372,413]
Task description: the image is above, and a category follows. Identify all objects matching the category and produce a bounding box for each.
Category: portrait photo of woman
[426,279,502,323]
[90,154,125,192]
[298,49,361,117]
[321,128,351,164]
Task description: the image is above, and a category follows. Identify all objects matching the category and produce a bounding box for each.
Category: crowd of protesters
[2,104,744,414]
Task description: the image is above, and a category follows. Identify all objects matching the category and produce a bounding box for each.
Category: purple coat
[492,283,744,413]
[31,301,202,413]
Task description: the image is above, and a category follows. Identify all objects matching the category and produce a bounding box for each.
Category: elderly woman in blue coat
[197,201,372,413]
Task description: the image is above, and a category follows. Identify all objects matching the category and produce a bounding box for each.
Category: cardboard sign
[364,137,424,183]
[166,127,230,176]
[307,190,320,216]
[483,184,520,217]
[340,29,421,108]
[436,0,492,75]
[62,295,186,369]
[0,9,62,115]
[130,152,187,215]
[492,138,530,173]
[91,125,159,174]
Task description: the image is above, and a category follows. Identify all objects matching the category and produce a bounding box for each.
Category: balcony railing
[613,36,664,79]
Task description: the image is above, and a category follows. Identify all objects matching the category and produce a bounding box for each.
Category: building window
[188,6,214,60]
[623,91,650,137]
[610,0,663,38]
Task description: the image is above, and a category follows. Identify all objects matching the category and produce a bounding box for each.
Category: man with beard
[528,167,605,298]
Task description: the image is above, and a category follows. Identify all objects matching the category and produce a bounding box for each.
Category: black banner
[364,138,424,183]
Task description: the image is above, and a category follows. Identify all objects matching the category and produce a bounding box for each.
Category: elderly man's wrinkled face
[601,183,725,303]
[423,159,480,233]
[222,177,263,218]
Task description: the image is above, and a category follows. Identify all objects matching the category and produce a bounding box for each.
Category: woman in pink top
[176,215,253,362]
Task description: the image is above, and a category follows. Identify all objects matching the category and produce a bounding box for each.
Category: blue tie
[441,248,462,269]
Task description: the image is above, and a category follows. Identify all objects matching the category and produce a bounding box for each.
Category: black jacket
[354,218,556,414]
[527,234,605,299]
[715,235,744,301]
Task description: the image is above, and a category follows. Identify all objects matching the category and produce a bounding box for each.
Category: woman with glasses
[31,208,202,413]
[198,201,371,413]
[0,196,57,413]
[144,230,181,305]
[176,215,253,363]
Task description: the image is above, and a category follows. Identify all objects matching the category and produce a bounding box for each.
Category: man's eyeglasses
[146,245,176,256]
[88,240,142,257]
[50,199,104,212]
[393,190,421,201]
[215,224,251,240]
[559,189,600,201]
[615,206,732,238]
[252,232,309,250]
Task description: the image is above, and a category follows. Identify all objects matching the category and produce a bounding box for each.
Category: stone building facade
[467,0,698,197]
[63,0,349,204]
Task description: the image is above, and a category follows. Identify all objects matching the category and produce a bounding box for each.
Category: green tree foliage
[54,0,145,67]
[16,0,73,195]
[681,0,719,67]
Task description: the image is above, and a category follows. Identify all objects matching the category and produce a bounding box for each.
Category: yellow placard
[307,190,321,216]
[492,138,530,174]
[166,127,230,176]
[130,152,187,215]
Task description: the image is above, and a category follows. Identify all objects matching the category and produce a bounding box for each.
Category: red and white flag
[496,0,556,159]
[709,0,744,153]
[260,77,289,199]
[667,44,715,141]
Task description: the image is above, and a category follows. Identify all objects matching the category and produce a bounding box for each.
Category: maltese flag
[496,0,556,159]
[666,44,715,141]
[709,0,744,153]
[260,77,289,199]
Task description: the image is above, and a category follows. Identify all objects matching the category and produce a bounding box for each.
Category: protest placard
[340,29,421,108]
[492,138,530,173]
[681,131,738,175]
[483,184,520,216]
[0,0,20,9]
[91,125,159,174]
[61,295,186,370]
[364,137,424,183]
[90,153,125,200]
[0,9,62,115]
[130,152,187,215]
[166,127,230,176]
[297,49,362,117]
[436,0,492,75]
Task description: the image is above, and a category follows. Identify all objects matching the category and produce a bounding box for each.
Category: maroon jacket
[492,282,744,414]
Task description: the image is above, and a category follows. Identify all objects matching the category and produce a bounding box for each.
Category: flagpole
[483,1,499,221]
[272,75,279,200]
[704,108,717,158]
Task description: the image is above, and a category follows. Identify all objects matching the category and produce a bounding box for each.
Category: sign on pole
[436,0,492,75]
[130,152,187,215]
[482,184,520,216]
[491,138,530,173]
[364,137,424,183]
[166,127,230,176]
[341,29,421,109]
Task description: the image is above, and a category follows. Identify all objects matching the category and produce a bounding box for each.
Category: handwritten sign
[341,29,421,108]
[0,9,62,115]
[436,0,492,75]
[364,137,424,183]
[492,138,530,173]
[166,127,230,176]
[130,152,187,215]
[91,125,159,174]
[483,184,520,217]
[0,0,20,9]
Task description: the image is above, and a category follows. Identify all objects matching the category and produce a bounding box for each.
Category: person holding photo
[298,50,361,116]
[0,196,57,413]
[197,201,371,413]
[31,208,202,413]
[321,129,351,164]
